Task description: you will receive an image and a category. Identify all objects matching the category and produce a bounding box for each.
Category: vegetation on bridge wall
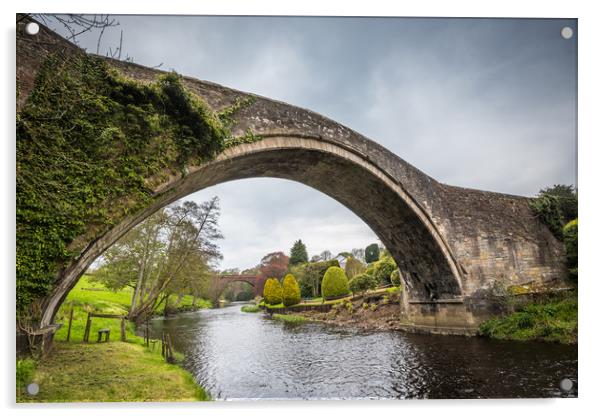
[16,53,255,313]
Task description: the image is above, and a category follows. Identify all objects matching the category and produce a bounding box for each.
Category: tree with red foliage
[258,251,289,280]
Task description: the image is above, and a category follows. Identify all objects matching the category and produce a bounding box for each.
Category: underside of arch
[41,136,464,326]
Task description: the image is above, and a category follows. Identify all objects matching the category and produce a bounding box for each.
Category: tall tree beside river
[92,197,223,320]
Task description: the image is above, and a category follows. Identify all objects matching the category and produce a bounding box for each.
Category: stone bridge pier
[17,16,569,337]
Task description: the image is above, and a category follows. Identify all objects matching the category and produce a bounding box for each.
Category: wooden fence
[82,313,127,343]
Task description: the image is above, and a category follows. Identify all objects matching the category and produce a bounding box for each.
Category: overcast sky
[47,16,577,270]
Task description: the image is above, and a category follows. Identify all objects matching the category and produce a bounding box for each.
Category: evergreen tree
[365,243,380,263]
[289,239,309,266]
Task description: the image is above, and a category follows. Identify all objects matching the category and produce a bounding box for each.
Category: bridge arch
[41,134,465,327]
[217,275,267,298]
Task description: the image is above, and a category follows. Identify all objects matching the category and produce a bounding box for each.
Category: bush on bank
[282,274,301,307]
[321,266,350,300]
[349,273,378,295]
[372,255,397,286]
[263,278,283,305]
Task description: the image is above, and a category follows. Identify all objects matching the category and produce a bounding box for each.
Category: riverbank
[17,276,212,402]
[272,290,577,344]
[281,290,405,331]
[17,341,208,402]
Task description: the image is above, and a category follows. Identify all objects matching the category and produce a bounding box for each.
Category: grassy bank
[18,276,212,402]
[272,314,307,324]
[17,342,208,402]
[54,276,210,342]
[478,294,577,344]
[241,305,260,313]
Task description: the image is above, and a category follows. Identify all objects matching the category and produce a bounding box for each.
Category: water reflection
[149,303,577,400]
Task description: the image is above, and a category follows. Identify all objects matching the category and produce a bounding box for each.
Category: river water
[148,303,577,400]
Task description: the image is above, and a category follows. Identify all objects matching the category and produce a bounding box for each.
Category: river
[148,303,577,400]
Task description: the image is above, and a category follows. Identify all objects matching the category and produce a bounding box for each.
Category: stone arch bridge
[16,17,567,336]
[217,275,267,298]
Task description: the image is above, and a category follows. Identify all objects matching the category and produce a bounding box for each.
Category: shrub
[370,303,378,312]
[373,255,397,286]
[362,302,369,310]
[349,273,378,294]
[241,305,260,313]
[263,278,283,305]
[282,274,301,307]
[563,218,578,279]
[321,266,351,299]
[390,268,401,286]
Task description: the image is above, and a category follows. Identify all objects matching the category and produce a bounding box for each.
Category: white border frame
[3,1,599,416]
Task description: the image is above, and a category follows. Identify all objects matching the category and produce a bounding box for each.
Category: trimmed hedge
[321,266,350,300]
[282,274,301,307]
[263,278,283,305]
[349,273,377,294]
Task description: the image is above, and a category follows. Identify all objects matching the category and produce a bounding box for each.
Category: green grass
[54,276,211,343]
[478,294,577,344]
[240,305,260,313]
[16,358,36,393]
[272,314,307,324]
[21,275,213,402]
[17,342,209,402]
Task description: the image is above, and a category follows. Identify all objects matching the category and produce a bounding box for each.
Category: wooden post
[120,317,126,341]
[83,313,92,343]
[161,332,165,358]
[166,333,173,362]
[66,307,74,342]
